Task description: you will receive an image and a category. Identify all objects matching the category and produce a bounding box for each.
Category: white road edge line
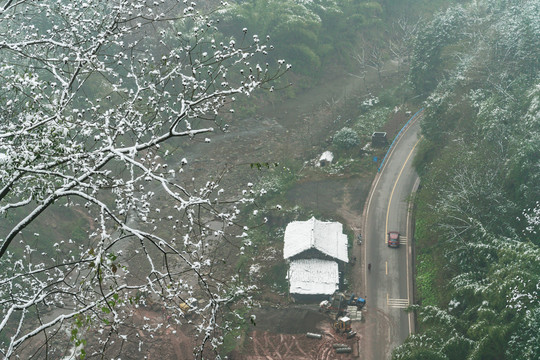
[363,119,415,291]
[407,175,422,335]
[362,112,422,336]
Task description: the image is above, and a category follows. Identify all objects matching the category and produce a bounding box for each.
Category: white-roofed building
[283,217,349,300]
[287,259,339,295]
[284,217,348,263]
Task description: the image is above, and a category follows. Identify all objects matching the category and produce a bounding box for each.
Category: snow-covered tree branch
[0,0,288,358]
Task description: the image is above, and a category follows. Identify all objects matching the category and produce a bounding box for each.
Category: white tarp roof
[283,217,348,263]
[288,259,339,295]
[319,151,334,162]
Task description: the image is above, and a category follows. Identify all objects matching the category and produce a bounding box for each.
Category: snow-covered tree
[398,0,540,358]
[218,0,326,75]
[0,0,288,358]
[408,5,467,93]
[333,127,360,150]
[219,0,384,75]
[388,17,419,75]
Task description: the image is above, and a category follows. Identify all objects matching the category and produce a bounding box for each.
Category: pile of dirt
[251,307,329,334]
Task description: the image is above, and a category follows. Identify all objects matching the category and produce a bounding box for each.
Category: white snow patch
[249,264,261,277]
[317,151,334,166]
[283,217,348,263]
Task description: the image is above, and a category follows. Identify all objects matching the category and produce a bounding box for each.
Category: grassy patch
[261,261,289,293]
[352,105,392,140]
[320,157,372,176]
[219,307,253,356]
[253,161,301,204]
[416,251,438,307]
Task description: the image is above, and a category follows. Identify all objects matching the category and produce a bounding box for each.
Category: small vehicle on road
[387,231,400,248]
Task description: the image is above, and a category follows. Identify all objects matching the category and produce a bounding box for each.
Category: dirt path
[241,322,359,360]
[337,182,365,297]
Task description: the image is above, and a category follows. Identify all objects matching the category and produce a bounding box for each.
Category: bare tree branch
[0,0,288,358]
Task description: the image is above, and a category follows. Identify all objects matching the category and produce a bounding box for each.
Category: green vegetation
[219,0,384,77]
[262,262,289,293]
[220,307,253,355]
[333,127,361,150]
[394,0,540,358]
[353,104,391,136]
[415,252,438,307]
[253,163,300,202]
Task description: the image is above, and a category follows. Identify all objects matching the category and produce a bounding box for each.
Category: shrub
[333,127,360,149]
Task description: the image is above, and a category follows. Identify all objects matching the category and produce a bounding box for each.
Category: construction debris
[320,292,366,320]
[336,346,353,354]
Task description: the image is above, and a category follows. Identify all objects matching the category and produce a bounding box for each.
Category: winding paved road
[362,112,422,359]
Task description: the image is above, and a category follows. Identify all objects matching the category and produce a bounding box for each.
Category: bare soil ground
[114,68,409,360]
[229,307,362,360]
[224,69,415,359]
[90,69,411,360]
[78,66,411,359]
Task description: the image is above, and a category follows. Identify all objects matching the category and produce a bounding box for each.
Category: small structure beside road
[284,217,349,301]
[371,132,388,146]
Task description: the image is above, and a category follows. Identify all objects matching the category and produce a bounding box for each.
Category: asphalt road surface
[362,113,422,360]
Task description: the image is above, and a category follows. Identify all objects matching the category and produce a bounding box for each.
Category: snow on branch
[0,0,288,358]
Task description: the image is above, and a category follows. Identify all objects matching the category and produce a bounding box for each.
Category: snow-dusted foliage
[333,127,360,149]
[217,0,382,76]
[394,236,540,360]
[396,0,540,358]
[524,202,540,235]
[217,0,327,75]
[0,0,288,358]
[408,4,468,93]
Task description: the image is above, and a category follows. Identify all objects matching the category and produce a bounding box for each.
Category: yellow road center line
[385,137,423,238]
[362,113,422,319]
[386,261,388,275]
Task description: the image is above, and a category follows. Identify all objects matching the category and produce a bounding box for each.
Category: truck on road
[387,231,400,248]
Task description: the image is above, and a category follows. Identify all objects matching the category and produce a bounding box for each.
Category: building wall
[289,248,347,272]
[287,249,348,302]
[291,293,331,303]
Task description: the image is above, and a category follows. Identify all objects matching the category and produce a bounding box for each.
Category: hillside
[394,0,540,358]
